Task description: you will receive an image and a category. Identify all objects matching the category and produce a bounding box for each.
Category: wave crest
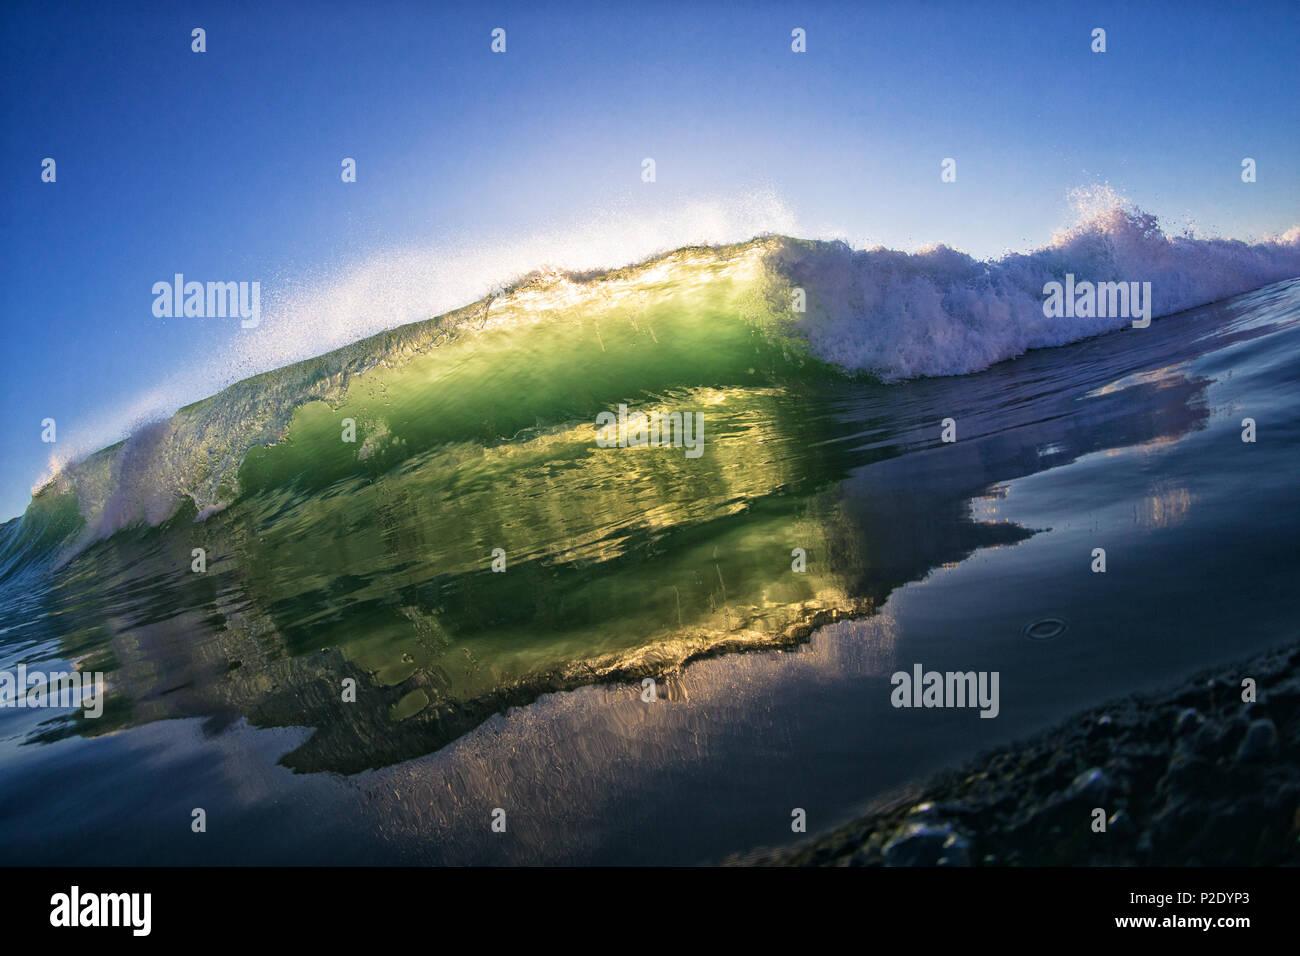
[5,197,1299,572]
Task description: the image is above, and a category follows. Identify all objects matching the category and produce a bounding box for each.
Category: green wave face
[237,240,825,495]
[2,241,881,771]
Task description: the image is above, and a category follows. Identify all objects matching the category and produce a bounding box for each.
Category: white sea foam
[788,187,1300,381]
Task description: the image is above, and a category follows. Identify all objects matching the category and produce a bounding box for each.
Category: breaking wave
[2,191,1298,579]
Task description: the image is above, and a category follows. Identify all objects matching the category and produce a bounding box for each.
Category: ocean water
[1,213,1297,864]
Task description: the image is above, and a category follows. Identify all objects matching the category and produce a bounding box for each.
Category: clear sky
[2,0,1298,520]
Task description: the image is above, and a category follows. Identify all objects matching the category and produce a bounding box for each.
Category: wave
[2,194,1298,579]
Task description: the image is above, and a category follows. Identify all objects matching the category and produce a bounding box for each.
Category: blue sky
[2,0,1298,520]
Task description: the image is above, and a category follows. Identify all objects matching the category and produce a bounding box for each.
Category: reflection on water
[1136,480,1195,530]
